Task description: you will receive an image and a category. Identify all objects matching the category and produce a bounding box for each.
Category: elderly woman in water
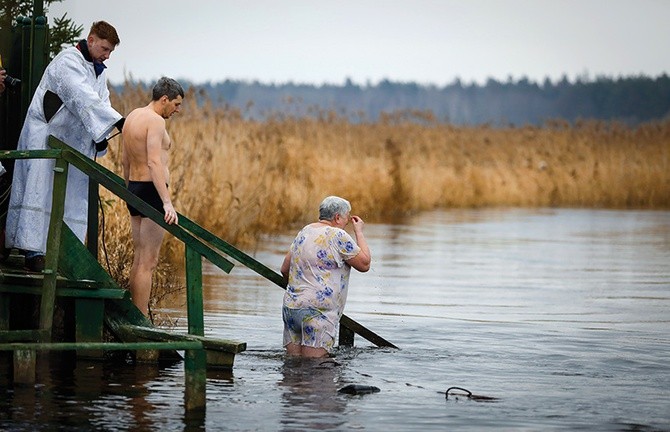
[280,196,371,358]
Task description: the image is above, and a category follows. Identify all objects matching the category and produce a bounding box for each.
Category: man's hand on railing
[163,202,178,225]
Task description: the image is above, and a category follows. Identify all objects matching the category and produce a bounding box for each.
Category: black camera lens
[4,75,21,87]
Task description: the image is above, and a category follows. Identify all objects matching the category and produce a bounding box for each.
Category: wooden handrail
[0,137,397,349]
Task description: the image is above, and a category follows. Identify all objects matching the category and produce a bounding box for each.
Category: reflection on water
[278,358,347,431]
[1,208,669,431]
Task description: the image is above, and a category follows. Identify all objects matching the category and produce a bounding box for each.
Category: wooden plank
[118,324,246,354]
[104,299,183,363]
[179,214,285,287]
[58,223,117,285]
[185,246,204,336]
[0,329,47,342]
[340,314,399,349]
[105,295,154,328]
[0,341,203,351]
[0,149,62,160]
[338,321,355,347]
[0,272,116,289]
[39,156,68,339]
[0,284,127,299]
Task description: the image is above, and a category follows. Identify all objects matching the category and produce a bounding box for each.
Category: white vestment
[5,46,122,254]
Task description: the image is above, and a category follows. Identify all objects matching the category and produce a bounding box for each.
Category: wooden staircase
[0,136,396,413]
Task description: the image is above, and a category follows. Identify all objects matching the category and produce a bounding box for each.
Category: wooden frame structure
[0,137,396,413]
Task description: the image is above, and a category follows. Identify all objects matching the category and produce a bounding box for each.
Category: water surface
[2,208,668,431]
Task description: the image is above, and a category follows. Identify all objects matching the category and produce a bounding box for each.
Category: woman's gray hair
[319,196,351,221]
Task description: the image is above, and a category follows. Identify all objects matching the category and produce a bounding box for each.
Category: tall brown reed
[99,85,670,308]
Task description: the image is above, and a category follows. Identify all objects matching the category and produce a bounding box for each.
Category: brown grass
[98,85,670,307]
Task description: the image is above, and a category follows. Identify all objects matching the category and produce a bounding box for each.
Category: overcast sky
[48,0,670,87]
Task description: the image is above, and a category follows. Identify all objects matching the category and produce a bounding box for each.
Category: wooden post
[13,349,36,384]
[0,293,9,330]
[184,348,207,412]
[75,298,104,359]
[184,245,207,411]
[339,321,355,347]
[185,245,204,337]
[39,156,68,339]
[87,179,99,258]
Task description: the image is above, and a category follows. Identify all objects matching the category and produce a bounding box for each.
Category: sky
[48,0,670,87]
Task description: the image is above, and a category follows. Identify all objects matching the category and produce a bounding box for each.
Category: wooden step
[118,324,246,370]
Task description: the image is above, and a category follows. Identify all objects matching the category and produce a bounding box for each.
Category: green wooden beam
[0,149,62,160]
[0,294,9,330]
[39,156,68,339]
[0,341,203,351]
[75,298,105,358]
[0,284,127,300]
[179,214,285,287]
[184,348,207,411]
[340,314,398,349]
[119,324,246,354]
[0,271,117,289]
[0,329,47,342]
[185,245,204,336]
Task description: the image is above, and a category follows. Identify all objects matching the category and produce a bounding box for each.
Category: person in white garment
[5,21,124,272]
[280,196,371,358]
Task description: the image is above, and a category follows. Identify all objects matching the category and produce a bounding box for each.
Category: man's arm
[146,116,177,224]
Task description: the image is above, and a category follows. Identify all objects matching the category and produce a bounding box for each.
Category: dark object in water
[445,386,499,402]
[338,384,381,395]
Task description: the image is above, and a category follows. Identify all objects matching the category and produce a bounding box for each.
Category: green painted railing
[0,136,397,348]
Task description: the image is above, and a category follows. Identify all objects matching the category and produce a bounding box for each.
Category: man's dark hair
[89,21,120,46]
[152,77,185,101]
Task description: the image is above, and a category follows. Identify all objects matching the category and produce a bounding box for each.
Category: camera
[3,74,21,87]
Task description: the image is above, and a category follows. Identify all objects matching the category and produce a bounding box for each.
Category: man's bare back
[123,105,171,185]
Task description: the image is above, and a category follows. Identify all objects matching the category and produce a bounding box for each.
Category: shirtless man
[122,77,184,316]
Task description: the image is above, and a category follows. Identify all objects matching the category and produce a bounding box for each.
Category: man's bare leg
[129,216,165,316]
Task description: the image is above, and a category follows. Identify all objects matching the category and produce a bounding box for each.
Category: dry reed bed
[99,85,670,308]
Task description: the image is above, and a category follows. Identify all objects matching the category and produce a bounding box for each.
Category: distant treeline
[116,74,670,126]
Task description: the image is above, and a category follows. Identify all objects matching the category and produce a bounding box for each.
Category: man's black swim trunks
[127,181,165,218]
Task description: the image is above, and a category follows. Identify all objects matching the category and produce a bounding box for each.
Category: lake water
[1,208,669,431]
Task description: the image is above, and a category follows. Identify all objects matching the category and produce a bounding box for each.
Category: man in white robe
[5,21,124,272]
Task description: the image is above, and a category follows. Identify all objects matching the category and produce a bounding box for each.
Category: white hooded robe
[5,45,122,254]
